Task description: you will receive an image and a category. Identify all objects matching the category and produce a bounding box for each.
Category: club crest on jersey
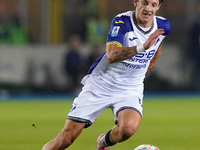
[111,26,120,37]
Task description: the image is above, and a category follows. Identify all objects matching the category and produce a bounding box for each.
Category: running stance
[42,0,170,149]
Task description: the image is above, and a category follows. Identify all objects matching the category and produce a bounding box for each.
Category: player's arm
[106,29,164,63]
[146,41,163,72]
[106,44,137,63]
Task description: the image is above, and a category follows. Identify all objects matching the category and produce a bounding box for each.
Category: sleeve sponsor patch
[111,26,120,37]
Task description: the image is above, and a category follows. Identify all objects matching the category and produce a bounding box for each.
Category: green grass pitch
[0,95,200,150]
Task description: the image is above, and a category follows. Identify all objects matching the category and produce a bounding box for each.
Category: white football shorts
[67,75,144,128]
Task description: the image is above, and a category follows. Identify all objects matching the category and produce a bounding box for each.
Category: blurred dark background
[0,0,199,97]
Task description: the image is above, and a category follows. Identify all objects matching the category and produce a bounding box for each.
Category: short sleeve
[106,16,127,47]
[156,16,171,36]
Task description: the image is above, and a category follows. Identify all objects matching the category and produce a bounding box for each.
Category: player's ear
[133,0,138,7]
[157,3,161,11]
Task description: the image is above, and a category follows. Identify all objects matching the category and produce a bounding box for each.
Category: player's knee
[120,121,140,139]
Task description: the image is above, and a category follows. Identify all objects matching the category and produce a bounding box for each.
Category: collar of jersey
[132,11,154,35]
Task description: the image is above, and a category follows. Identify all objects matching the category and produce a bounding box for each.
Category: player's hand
[143,29,164,50]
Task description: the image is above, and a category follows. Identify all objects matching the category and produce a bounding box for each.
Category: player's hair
[136,0,163,4]
[159,0,163,3]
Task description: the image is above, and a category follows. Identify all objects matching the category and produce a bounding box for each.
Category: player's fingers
[144,29,164,49]
[150,29,164,40]
[154,29,165,36]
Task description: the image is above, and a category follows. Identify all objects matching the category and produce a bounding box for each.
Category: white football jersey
[82,11,170,91]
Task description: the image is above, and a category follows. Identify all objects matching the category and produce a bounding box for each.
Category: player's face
[134,0,161,27]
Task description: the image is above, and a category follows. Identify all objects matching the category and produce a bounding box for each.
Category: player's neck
[137,20,153,28]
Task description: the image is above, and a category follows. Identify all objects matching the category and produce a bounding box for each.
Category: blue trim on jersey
[87,52,106,75]
[156,17,171,36]
[106,15,133,46]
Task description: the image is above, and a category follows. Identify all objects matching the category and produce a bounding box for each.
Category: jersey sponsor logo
[120,61,147,69]
[111,26,120,37]
[128,57,150,64]
[115,20,124,24]
[129,37,138,41]
[135,50,156,58]
[120,50,156,70]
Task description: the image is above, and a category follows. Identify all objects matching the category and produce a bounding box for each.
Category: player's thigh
[62,119,86,141]
[118,109,141,127]
[112,91,143,124]
[68,89,112,126]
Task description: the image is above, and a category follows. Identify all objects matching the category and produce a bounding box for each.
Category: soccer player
[42,0,170,150]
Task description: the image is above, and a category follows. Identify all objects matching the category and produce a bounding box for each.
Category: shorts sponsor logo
[138,97,143,108]
[70,105,76,112]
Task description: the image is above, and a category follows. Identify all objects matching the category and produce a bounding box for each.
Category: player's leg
[110,108,141,142]
[97,90,143,150]
[42,119,86,150]
[97,109,141,150]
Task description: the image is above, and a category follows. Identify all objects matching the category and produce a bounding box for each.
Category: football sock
[100,130,117,148]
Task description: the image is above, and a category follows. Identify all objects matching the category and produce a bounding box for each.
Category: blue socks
[104,130,117,146]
